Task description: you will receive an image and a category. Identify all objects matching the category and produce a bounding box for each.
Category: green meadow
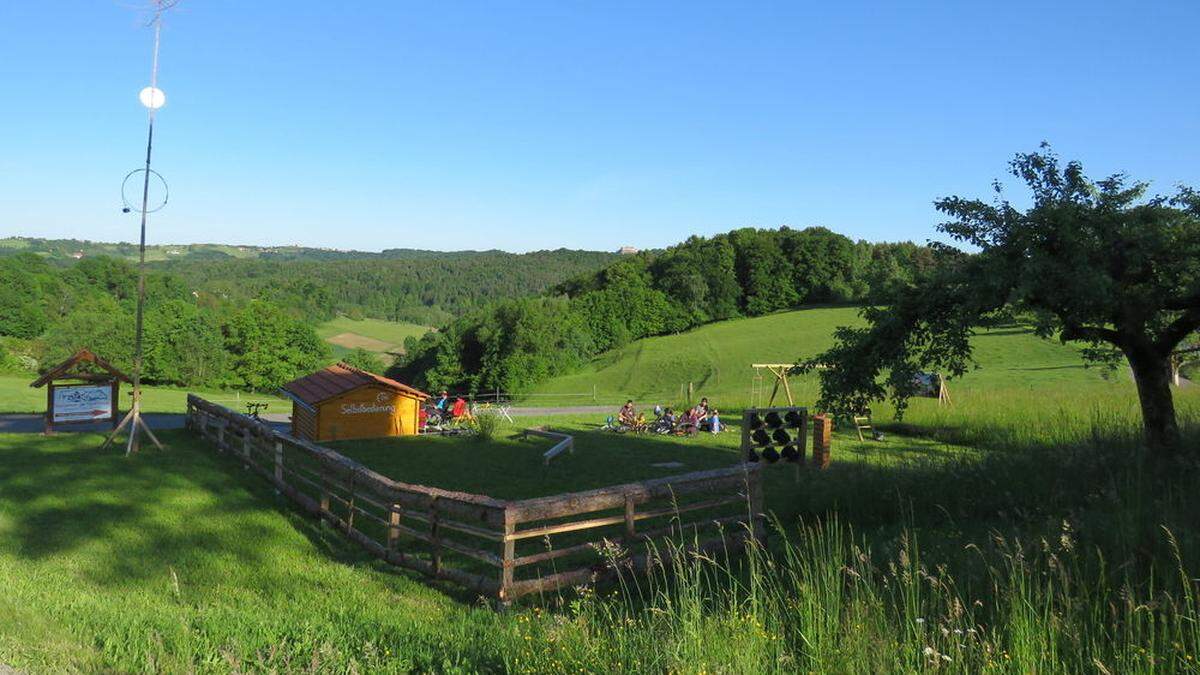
[1,307,1198,672]
[315,316,432,361]
[525,306,1122,407]
[0,374,283,416]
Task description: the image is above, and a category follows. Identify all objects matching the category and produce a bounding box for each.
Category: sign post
[30,350,130,435]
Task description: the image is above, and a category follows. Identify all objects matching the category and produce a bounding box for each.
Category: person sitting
[435,390,451,411]
[451,397,469,420]
[676,408,699,436]
[707,409,722,434]
[618,400,637,426]
[691,397,710,419]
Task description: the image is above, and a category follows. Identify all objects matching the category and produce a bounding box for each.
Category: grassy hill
[525,306,1126,407]
[315,316,432,363]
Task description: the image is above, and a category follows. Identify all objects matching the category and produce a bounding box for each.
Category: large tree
[810,147,1200,452]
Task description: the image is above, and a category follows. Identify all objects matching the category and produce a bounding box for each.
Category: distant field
[315,316,432,363]
[525,305,1128,408]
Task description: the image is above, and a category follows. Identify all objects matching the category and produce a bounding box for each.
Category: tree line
[0,247,615,391]
[153,249,617,326]
[0,254,328,391]
[391,227,934,393]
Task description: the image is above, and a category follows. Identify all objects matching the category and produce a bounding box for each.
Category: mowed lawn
[525,305,1127,408]
[0,419,967,672]
[0,430,519,672]
[315,316,431,361]
[0,374,283,415]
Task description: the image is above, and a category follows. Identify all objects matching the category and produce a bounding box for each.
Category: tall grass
[506,517,1199,672]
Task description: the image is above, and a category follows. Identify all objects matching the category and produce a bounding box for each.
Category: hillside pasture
[316,316,431,362]
[525,306,1123,408]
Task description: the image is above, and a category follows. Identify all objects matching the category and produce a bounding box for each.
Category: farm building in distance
[280,363,429,442]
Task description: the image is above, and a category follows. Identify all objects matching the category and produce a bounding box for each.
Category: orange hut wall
[302,385,421,442]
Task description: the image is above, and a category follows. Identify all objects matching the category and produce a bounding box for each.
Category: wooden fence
[186,395,763,603]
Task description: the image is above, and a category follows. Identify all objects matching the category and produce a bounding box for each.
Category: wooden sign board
[30,349,130,434]
[51,383,117,424]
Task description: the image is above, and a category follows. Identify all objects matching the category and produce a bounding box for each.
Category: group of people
[418,390,470,431]
[615,397,721,435]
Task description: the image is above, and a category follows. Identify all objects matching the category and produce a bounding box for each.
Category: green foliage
[810,146,1200,451]
[143,300,228,387]
[340,347,385,373]
[38,297,136,371]
[0,380,1197,671]
[155,248,617,324]
[399,226,934,394]
[223,302,329,391]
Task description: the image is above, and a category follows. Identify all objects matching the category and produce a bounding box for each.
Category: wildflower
[923,647,935,657]
[915,618,925,624]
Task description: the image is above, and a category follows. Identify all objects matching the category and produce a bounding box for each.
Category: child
[708,409,722,434]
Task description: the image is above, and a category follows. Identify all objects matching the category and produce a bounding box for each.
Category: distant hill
[524,306,1117,407]
[0,236,599,264]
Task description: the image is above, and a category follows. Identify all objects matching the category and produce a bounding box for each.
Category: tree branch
[1163,289,1200,311]
[1060,323,1123,346]
[1157,308,1200,355]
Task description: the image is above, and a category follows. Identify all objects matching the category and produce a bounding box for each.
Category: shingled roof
[280,363,429,408]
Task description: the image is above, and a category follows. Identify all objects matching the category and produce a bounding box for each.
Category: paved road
[0,406,613,434]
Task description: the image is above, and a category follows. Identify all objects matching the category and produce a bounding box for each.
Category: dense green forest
[154,249,617,326]
[392,227,934,393]
[0,246,616,391]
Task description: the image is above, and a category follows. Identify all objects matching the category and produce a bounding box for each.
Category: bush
[471,410,501,442]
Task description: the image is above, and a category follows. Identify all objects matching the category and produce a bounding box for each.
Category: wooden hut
[280,363,429,442]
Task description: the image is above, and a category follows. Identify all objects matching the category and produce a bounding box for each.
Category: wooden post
[740,409,752,462]
[274,441,283,485]
[500,508,516,603]
[111,380,120,430]
[623,494,636,539]
[430,496,442,576]
[216,423,225,452]
[388,504,402,552]
[812,415,832,469]
[44,384,54,435]
[319,465,330,519]
[747,466,765,545]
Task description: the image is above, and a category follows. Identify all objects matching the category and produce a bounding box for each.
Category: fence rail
[186,395,762,603]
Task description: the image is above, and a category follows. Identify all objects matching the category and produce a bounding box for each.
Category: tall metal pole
[127,14,162,455]
[106,1,168,455]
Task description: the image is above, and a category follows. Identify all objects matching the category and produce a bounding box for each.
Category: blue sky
[2,1,1197,253]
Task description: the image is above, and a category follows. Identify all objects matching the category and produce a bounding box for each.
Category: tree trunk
[1126,349,1181,452]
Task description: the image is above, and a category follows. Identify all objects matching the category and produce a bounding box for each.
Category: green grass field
[2,306,1199,671]
[525,306,1125,408]
[0,374,283,415]
[315,316,432,362]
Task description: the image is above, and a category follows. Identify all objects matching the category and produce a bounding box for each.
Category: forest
[0,247,616,391]
[391,227,934,393]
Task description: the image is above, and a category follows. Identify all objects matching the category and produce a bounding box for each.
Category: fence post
[388,504,402,552]
[319,464,330,522]
[274,441,283,485]
[748,466,765,545]
[592,384,597,403]
[500,507,515,604]
[623,494,636,539]
[430,496,442,576]
[216,422,225,452]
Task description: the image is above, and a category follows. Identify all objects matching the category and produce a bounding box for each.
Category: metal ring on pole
[121,168,169,213]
